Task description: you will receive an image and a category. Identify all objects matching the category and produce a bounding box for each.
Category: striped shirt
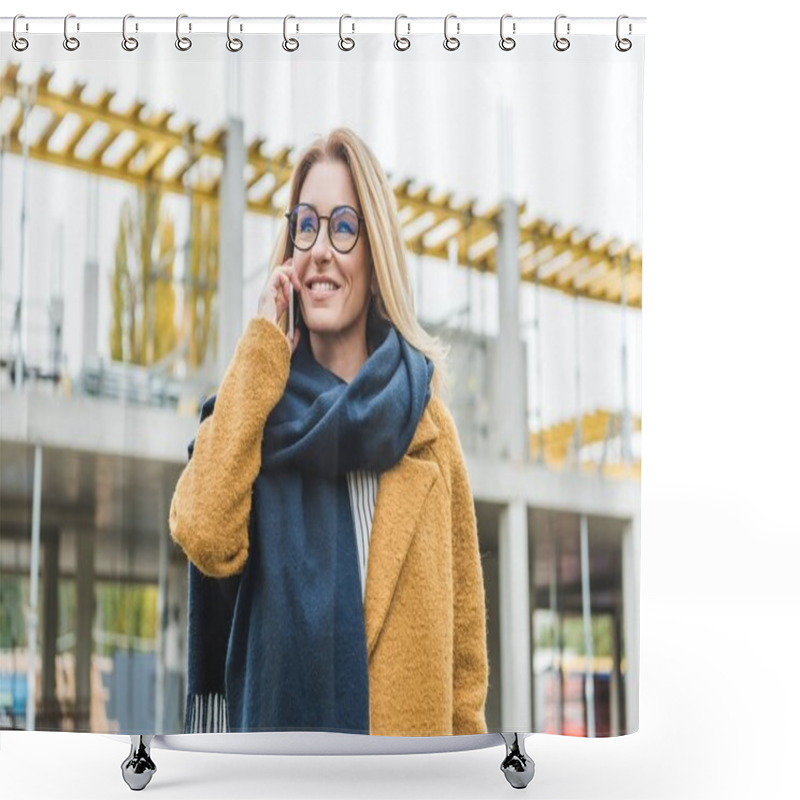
[345,469,380,602]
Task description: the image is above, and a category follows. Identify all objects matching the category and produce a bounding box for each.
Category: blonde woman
[169,127,489,737]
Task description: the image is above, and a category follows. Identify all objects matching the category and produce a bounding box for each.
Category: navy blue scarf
[184,311,434,734]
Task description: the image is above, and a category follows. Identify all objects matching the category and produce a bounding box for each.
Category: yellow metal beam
[530,408,642,478]
[1,62,642,309]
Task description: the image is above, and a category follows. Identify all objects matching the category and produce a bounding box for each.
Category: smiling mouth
[306,280,340,298]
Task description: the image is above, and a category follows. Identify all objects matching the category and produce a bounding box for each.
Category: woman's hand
[257,258,302,353]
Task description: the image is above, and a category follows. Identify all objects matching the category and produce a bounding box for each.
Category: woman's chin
[304,314,367,340]
[303,316,336,334]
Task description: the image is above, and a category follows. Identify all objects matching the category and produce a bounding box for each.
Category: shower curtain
[0,15,644,738]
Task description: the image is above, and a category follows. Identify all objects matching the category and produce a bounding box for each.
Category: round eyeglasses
[285,203,365,254]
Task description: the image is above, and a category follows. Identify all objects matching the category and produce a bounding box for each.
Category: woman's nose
[311,219,333,260]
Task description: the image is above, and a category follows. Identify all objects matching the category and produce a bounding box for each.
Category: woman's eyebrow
[298,202,359,213]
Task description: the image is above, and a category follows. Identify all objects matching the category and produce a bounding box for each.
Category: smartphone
[288,285,300,340]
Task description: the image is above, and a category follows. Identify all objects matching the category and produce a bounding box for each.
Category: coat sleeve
[169,316,291,578]
[437,401,490,735]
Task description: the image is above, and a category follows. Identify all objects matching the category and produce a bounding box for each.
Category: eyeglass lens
[289,204,359,252]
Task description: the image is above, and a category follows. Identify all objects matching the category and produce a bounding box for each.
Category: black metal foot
[500,732,535,789]
[121,735,157,791]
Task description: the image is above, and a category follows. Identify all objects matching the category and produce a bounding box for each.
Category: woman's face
[293,159,374,346]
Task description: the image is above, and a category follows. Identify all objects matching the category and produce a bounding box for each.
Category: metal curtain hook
[394,14,410,51]
[227,15,243,51]
[12,14,29,51]
[283,15,299,51]
[63,13,80,51]
[176,14,192,51]
[499,14,516,51]
[339,14,355,51]
[615,15,632,51]
[444,14,460,51]
[553,14,570,52]
[122,14,139,51]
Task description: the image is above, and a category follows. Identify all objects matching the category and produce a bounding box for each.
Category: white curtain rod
[1,16,646,37]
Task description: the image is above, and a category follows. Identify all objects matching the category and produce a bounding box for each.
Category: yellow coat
[169,317,489,736]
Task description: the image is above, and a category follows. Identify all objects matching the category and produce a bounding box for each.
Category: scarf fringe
[186,692,229,733]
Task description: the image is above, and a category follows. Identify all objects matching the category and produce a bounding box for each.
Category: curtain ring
[283,15,299,51]
[553,14,570,52]
[122,14,139,51]
[443,14,460,51]
[499,14,515,51]
[175,14,192,51]
[339,15,355,51]
[63,13,80,51]
[615,15,632,52]
[12,14,29,52]
[394,14,410,51]
[227,15,243,52]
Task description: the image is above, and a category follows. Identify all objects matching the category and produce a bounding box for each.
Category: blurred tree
[0,577,26,648]
[183,197,219,370]
[151,203,177,365]
[109,184,176,365]
[109,215,128,362]
[534,611,614,658]
[109,183,217,369]
[97,583,157,655]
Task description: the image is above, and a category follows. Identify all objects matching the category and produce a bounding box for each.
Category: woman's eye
[334,221,355,234]
[299,218,316,232]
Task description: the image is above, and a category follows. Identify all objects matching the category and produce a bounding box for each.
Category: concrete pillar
[74,529,95,731]
[481,541,502,732]
[491,198,528,463]
[557,606,566,732]
[82,176,100,363]
[25,443,42,730]
[549,524,563,733]
[620,251,633,467]
[14,84,32,393]
[498,499,531,730]
[155,517,168,734]
[164,557,188,733]
[573,296,583,472]
[622,513,640,734]
[611,608,623,737]
[216,117,245,382]
[494,181,531,729]
[532,278,545,466]
[579,514,596,737]
[41,530,60,728]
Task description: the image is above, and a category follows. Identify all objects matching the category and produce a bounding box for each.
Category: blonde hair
[267,127,450,399]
